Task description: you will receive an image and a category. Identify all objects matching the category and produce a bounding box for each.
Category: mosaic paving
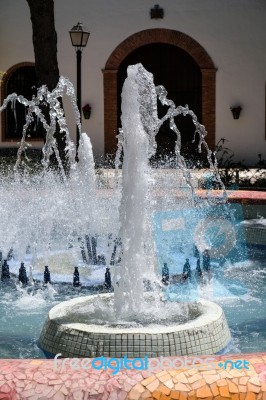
[0,354,265,399]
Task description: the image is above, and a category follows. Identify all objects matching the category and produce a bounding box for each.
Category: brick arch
[1,62,35,142]
[103,29,217,154]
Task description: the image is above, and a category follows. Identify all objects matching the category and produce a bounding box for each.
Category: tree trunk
[26,0,68,170]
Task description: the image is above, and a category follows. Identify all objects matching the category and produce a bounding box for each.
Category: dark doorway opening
[117,43,202,164]
[4,66,43,141]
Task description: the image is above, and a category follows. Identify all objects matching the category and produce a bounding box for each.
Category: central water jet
[113,64,158,316]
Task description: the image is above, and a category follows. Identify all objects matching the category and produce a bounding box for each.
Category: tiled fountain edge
[39,295,231,358]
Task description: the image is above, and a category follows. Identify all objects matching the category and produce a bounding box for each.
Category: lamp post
[69,22,90,152]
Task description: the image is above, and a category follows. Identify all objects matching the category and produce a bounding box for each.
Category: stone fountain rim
[48,293,223,335]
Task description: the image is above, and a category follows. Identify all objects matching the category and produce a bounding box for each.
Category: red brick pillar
[102,69,118,154]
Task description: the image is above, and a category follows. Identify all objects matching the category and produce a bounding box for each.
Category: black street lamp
[69,22,90,151]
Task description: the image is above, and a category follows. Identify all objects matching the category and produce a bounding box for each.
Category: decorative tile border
[197,190,266,206]
[0,353,265,399]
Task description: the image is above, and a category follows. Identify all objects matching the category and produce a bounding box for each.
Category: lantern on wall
[230,106,242,120]
[82,104,92,119]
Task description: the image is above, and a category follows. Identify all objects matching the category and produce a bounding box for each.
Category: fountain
[0,64,231,358]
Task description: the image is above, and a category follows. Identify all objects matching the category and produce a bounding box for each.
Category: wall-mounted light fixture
[150,4,164,19]
[82,104,91,119]
[230,106,242,120]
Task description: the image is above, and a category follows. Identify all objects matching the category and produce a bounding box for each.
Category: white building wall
[0,0,266,165]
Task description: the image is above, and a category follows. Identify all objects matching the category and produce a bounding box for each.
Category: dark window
[4,66,43,140]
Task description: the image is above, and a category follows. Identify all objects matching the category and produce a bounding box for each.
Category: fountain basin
[39,294,231,358]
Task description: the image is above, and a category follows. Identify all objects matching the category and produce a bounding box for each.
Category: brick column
[102,69,118,154]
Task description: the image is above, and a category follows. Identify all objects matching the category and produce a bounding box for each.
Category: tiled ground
[0,353,265,399]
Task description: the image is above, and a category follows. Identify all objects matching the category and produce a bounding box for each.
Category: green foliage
[215,138,266,189]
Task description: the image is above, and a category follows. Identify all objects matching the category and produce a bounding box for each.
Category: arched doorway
[103,28,216,158]
[117,43,202,162]
[1,62,43,141]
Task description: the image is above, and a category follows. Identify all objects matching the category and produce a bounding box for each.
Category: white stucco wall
[0,0,265,165]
